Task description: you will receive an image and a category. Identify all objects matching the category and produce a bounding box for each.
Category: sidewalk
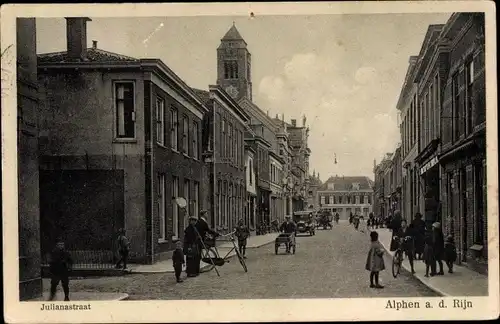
[130,233,277,274]
[376,228,488,296]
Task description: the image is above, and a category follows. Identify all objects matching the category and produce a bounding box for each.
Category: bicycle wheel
[392,250,402,278]
[200,247,218,272]
[234,248,248,272]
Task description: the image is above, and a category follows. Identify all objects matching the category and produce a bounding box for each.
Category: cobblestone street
[46,223,438,300]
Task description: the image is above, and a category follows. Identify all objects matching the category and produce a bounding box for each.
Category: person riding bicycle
[280,215,296,253]
[393,219,416,274]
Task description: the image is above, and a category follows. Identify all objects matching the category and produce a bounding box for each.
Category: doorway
[460,168,468,262]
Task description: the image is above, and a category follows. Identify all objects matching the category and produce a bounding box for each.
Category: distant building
[317,176,373,219]
[17,17,43,300]
[37,17,207,264]
[307,171,323,210]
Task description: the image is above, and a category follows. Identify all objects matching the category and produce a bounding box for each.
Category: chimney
[92,40,98,49]
[281,113,284,122]
[291,119,297,127]
[65,17,92,61]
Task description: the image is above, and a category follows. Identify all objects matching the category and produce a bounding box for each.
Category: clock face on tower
[225,85,239,99]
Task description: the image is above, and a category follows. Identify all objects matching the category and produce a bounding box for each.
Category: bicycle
[200,230,248,276]
[391,236,412,278]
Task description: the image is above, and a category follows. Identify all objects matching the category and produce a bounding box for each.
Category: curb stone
[378,235,447,297]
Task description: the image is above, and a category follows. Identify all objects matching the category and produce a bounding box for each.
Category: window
[452,73,460,141]
[249,159,253,185]
[320,195,325,206]
[182,117,189,154]
[156,98,165,145]
[192,122,199,159]
[413,94,417,146]
[368,195,372,205]
[325,196,330,204]
[172,176,179,237]
[433,75,440,140]
[158,173,166,241]
[465,60,474,134]
[224,60,239,79]
[228,123,233,160]
[184,179,190,224]
[193,182,199,218]
[429,84,434,140]
[355,195,360,205]
[217,180,222,227]
[170,108,178,151]
[115,82,135,138]
[222,119,226,158]
[360,195,365,204]
[474,161,485,244]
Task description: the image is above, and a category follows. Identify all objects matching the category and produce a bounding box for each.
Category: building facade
[394,13,487,274]
[37,17,207,264]
[17,17,43,300]
[244,144,257,230]
[389,146,403,214]
[373,154,393,219]
[269,151,285,223]
[438,13,486,274]
[287,117,311,212]
[307,171,322,210]
[317,176,373,219]
[397,55,421,222]
[196,85,249,233]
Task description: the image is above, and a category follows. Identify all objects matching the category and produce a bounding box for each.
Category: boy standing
[172,240,185,283]
[48,238,73,301]
[444,235,457,273]
[235,218,250,258]
[115,228,130,270]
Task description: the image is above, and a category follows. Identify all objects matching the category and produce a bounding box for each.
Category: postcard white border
[2,1,498,323]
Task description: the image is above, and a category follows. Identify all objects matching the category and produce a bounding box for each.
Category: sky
[36,13,452,181]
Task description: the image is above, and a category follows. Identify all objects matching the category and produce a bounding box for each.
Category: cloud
[257,51,400,179]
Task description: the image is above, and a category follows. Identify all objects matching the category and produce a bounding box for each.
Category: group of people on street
[388,210,457,277]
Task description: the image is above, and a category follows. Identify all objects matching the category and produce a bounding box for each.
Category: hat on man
[285,215,291,219]
[432,222,441,229]
[188,215,198,221]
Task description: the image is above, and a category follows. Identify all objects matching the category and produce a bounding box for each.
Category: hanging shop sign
[420,156,439,175]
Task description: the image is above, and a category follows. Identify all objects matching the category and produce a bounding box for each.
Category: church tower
[216,23,252,101]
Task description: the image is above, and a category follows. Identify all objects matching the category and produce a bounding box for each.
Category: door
[460,168,467,262]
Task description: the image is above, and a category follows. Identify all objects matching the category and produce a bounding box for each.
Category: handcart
[275,233,296,255]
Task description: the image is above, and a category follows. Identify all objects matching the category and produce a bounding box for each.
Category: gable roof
[38,47,138,64]
[317,176,373,191]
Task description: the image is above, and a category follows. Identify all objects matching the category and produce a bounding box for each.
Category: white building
[269,151,285,223]
[245,145,257,229]
[317,176,374,219]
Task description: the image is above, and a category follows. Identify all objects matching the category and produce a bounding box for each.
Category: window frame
[192,121,199,160]
[182,115,189,155]
[170,107,178,151]
[158,173,166,242]
[156,97,165,146]
[172,176,179,238]
[114,81,136,140]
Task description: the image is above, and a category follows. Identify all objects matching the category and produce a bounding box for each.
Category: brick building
[195,85,250,233]
[307,171,322,211]
[37,17,207,264]
[413,24,446,228]
[373,154,393,219]
[317,176,373,220]
[395,13,486,274]
[397,55,421,222]
[17,18,43,300]
[389,146,403,214]
[438,13,486,274]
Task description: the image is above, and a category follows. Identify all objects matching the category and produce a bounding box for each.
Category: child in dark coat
[444,235,457,273]
[365,231,385,289]
[172,240,185,283]
[49,238,73,301]
[423,231,435,277]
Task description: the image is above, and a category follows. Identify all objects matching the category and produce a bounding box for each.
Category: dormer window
[327,183,335,190]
